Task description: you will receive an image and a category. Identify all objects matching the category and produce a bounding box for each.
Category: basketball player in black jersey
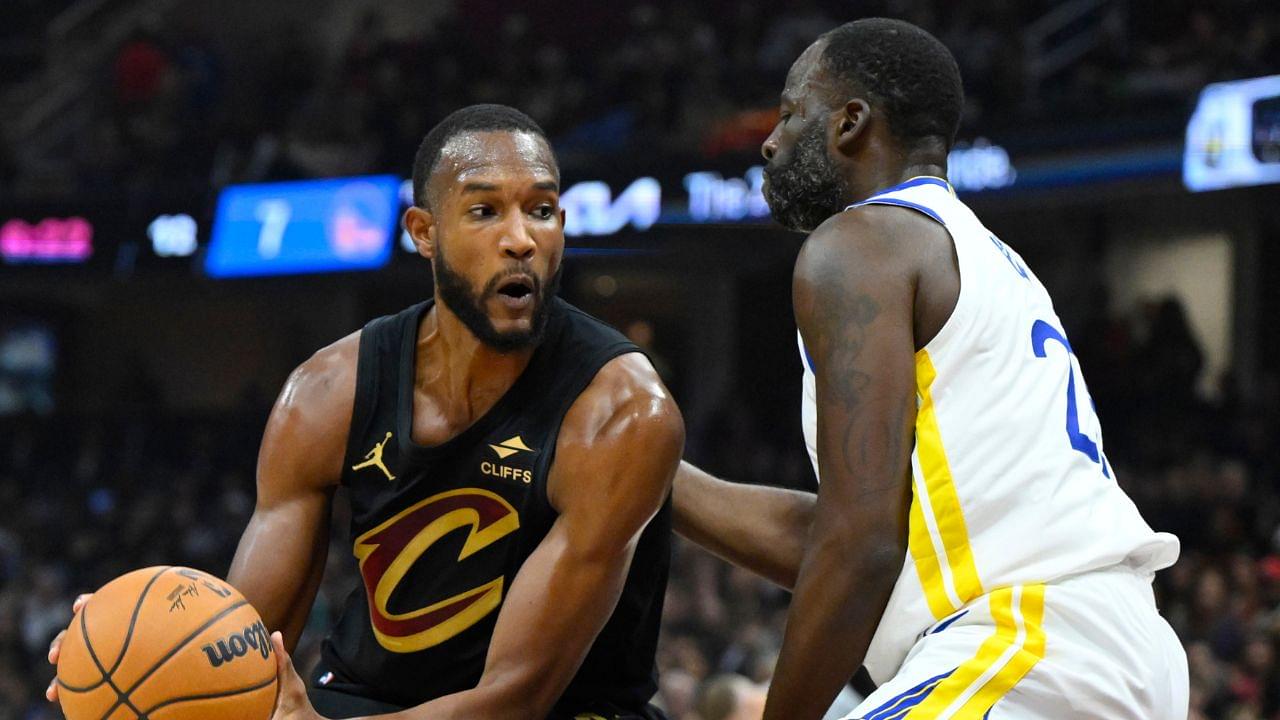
[48,104,683,720]
[42,106,823,718]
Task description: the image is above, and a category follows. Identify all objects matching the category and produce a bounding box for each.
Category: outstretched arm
[762,212,918,720]
[672,461,815,589]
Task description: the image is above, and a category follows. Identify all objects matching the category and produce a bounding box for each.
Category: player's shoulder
[281,329,361,415]
[590,353,676,415]
[810,202,941,257]
[798,203,945,284]
[560,352,683,458]
[258,329,362,489]
[549,351,683,512]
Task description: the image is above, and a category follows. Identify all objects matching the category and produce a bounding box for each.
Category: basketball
[54,566,278,720]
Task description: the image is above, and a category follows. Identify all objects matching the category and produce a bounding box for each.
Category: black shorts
[308,681,401,712]
[308,684,404,718]
[308,666,404,718]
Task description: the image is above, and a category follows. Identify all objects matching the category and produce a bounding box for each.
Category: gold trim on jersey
[905,584,1047,719]
[910,350,985,620]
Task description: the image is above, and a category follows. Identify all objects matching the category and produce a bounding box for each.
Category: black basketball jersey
[318,297,671,718]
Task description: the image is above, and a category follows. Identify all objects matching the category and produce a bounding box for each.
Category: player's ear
[834,98,871,155]
[403,206,436,260]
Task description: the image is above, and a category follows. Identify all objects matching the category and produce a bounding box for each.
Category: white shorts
[845,565,1188,720]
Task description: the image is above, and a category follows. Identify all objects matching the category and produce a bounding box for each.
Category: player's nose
[499,220,536,260]
[761,133,779,162]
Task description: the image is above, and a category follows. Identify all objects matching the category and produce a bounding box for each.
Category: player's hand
[269,631,325,720]
[45,593,92,703]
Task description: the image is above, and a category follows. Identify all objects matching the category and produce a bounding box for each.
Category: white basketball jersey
[798,177,1180,683]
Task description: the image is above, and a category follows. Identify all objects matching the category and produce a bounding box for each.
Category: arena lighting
[560,177,662,236]
[148,214,199,258]
[1185,74,1280,192]
[948,139,1017,192]
[684,167,770,222]
[0,216,93,264]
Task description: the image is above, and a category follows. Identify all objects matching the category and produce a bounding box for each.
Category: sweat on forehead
[426,131,558,201]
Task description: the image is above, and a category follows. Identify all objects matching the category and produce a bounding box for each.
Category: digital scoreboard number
[205,175,400,278]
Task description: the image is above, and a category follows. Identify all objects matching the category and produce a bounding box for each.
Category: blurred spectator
[7,0,1280,201]
[691,674,766,720]
[113,25,172,113]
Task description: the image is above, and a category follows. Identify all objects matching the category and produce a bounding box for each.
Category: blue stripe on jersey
[926,609,969,635]
[864,669,955,720]
[850,197,946,226]
[869,176,951,197]
[803,343,815,373]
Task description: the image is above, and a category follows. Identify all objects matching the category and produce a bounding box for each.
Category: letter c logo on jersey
[353,488,520,653]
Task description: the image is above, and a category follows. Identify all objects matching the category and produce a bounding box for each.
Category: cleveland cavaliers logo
[353,488,519,653]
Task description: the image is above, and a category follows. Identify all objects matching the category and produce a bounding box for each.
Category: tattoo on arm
[811,272,883,478]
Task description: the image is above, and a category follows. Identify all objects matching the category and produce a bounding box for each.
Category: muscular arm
[228,334,356,651]
[359,353,683,720]
[672,461,815,589]
[762,211,918,720]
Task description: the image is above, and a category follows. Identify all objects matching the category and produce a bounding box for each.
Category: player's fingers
[270,632,305,695]
[48,630,66,665]
[269,632,310,719]
[270,632,288,714]
[271,631,290,675]
[72,593,91,613]
[45,679,59,703]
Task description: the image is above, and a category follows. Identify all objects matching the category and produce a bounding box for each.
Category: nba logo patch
[319,671,334,686]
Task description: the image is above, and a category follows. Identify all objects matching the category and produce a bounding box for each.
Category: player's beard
[432,240,561,353]
[762,120,852,233]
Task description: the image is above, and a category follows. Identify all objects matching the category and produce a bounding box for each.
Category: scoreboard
[205,175,400,278]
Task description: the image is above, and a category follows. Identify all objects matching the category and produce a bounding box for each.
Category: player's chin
[484,321,540,353]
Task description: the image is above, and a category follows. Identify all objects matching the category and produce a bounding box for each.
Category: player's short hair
[819,18,964,150]
[412,104,552,208]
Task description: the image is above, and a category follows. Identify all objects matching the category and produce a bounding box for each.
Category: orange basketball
[55,566,278,720]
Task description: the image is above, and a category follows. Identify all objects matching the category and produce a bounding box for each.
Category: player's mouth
[495,275,535,310]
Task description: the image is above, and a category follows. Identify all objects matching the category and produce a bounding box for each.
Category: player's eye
[532,204,556,220]
[468,205,495,218]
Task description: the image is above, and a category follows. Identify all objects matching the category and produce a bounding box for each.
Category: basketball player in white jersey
[671,17,1187,720]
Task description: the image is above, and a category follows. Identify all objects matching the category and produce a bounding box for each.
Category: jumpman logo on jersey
[353,431,396,481]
